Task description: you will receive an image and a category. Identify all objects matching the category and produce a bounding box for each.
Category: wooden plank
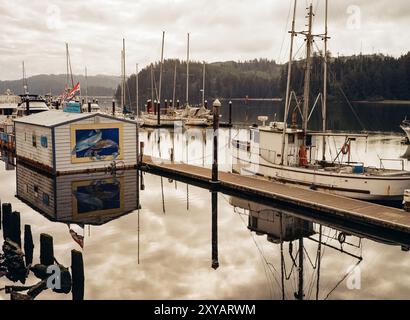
[141,155,410,235]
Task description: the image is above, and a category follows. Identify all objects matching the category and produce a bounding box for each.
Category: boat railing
[379,158,406,171]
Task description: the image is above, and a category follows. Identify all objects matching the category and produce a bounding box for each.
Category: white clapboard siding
[16,164,55,217]
[54,116,137,173]
[15,123,53,167]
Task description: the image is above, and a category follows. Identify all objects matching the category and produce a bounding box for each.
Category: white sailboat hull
[233,153,410,201]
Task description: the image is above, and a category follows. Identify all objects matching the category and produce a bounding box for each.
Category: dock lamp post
[212,99,221,183]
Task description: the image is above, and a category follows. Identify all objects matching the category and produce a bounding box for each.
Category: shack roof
[14,111,136,128]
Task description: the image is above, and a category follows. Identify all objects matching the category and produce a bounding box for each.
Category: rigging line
[236,210,282,294]
[324,259,362,300]
[277,0,293,64]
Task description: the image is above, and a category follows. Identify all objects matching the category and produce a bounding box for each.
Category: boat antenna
[22,61,29,95]
[280,0,298,165]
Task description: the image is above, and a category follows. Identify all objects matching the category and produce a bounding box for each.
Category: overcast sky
[0,0,409,80]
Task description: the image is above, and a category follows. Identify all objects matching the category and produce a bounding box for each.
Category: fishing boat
[232,1,410,201]
[14,94,49,117]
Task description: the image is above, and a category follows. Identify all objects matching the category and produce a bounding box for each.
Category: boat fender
[341,143,350,155]
[338,232,347,244]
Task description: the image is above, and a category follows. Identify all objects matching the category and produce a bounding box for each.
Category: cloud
[0,0,408,81]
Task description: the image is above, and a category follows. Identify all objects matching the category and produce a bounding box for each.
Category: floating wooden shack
[14,111,137,175]
[16,162,138,225]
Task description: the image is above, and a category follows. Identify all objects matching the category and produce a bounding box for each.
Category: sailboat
[60,43,81,112]
[232,0,410,201]
[141,32,183,127]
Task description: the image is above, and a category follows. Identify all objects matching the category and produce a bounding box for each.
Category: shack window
[32,134,37,147]
[34,185,39,197]
[43,193,50,206]
[41,136,48,148]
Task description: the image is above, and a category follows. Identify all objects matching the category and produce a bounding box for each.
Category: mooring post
[170,148,174,162]
[24,225,34,266]
[25,99,30,116]
[211,191,219,270]
[112,100,116,116]
[2,203,12,240]
[229,101,233,126]
[157,100,161,126]
[10,211,21,247]
[204,100,208,110]
[40,233,54,266]
[88,102,91,113]
[55,101,60,110]
[177,100,180,109]
[212,99,221,182]
[71,250,85,301]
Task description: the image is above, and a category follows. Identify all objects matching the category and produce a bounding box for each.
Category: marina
[0,0,409,305]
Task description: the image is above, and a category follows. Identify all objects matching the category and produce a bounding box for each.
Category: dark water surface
[0,129,410,300]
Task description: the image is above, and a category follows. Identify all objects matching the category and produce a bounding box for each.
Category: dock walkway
[140,155,410,238]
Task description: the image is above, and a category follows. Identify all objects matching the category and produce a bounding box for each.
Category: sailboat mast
[151,64,154,114]
[136,63,139,115]
[186,32,190,106]
[280,0,298,165]
[322,0,329,161]
[122,38,126,111]
[158,31,165,104]
[85,67,88,104]
[65,43,69,89]
[302,4,314,140]
[202,61,206,107]
[172,61,177,108]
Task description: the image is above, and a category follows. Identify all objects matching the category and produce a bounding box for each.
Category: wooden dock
[140,155,410,242]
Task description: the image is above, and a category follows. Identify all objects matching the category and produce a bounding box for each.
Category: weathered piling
[112,100,116,116]
[157,100,161,126]
[211,191,219,270]
[40,233,54,266]
[0,200,2,231]
[88,102,91,113]
[212,99,221,182]
[9,211,21,247]
[229,101,233,126]
[71,250,85,300]
[204,100,208,109]
[2,203,12,240]
[24,225,34,266]
[177,100,180,109]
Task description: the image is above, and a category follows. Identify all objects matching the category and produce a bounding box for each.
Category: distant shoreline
[353,100,410,105]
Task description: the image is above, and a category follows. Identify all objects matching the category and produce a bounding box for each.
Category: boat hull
[233,153,410,201]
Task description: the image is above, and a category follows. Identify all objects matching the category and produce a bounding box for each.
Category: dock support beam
[212,99,221,183]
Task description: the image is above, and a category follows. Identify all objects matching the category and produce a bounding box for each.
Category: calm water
[1,129,410,300]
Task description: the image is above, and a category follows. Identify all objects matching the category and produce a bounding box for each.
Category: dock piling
[211,191,219,270]
[157,100,161,126]
[10,211,21,247]
[88,102,91,113]
[40,233,54,266]
[112,100,116,116]
[2,203,12,240]
[24,225,34,266]
[212,99,221,182]
[25,100,30,116]
[229,101,233,126]
[71,250,85,301]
